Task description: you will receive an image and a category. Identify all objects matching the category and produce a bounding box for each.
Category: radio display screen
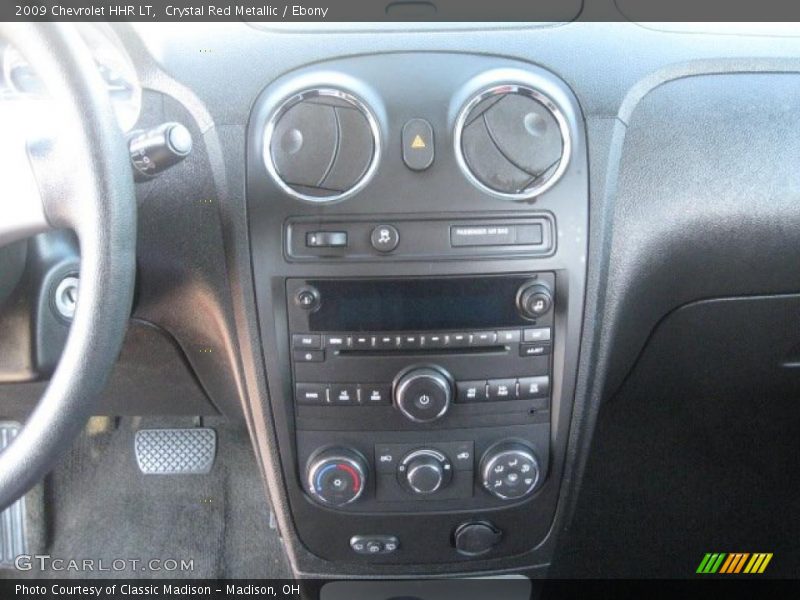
[295,275,538,332]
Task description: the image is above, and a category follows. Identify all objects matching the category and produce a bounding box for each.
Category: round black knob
[480,442,541,500]
[305,448,368,507]
[516,282,552,320]
[294,285,321,312]
[453,521,503,557]
[397,449,452,495]
[394,366,452,423]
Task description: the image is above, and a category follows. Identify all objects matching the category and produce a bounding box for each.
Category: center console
[246,52,588,570]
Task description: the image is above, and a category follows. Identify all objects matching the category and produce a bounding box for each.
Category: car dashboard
[3,20,800,580]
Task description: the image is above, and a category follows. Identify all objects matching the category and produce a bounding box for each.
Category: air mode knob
[397,449,453,495]
[305,448,368,507]
[393,366,453,423]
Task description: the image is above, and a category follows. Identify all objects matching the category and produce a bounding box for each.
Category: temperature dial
[397,449,453,495]
[305,448,368,507]
[480,442,541,500]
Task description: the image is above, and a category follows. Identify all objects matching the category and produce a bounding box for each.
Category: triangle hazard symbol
[411,134,426,149]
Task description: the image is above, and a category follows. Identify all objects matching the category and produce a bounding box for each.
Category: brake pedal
[0,422,27,567]
[134,428,217,474]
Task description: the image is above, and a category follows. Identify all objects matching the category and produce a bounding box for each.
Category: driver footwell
[0,416,290,579]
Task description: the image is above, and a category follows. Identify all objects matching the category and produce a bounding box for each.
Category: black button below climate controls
[394,366,452,423]
[350,535,399,555]
[402,118,435,171]
[370,224,400,253]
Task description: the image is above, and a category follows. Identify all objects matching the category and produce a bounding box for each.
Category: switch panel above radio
[286,215,554,261]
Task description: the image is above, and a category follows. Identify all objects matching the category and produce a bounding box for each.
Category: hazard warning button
[402,118,434,171]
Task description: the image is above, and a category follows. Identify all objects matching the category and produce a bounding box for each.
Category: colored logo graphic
[696,553,773,574]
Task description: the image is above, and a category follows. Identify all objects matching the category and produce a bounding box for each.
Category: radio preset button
[293,349,325,363]
[456,380,488,403]
[449,332,469,347]
[497,329,521,343]
[426,333,446,347]
[375,334,399,349]
[523,328,551,342]
[352,334,373,349]
[398,334,422,349]
[470,331,498,346]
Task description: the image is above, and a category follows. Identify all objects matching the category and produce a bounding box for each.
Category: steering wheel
[0,24,136,510]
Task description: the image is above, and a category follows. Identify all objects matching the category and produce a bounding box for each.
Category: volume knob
[394,366,453,423]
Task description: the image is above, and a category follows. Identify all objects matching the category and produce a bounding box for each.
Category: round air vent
[263,88,380,203]
[454,84,570,200]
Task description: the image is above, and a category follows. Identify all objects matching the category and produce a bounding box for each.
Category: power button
[294,285,321,311]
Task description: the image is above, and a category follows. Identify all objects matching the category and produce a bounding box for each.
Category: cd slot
[337,345,509,357]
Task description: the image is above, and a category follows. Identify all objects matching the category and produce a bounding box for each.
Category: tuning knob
[305,448,368,507]
[393,366,453,423]
[397,449,453,495]
[480,442,541,500]
[516,280,553,320]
